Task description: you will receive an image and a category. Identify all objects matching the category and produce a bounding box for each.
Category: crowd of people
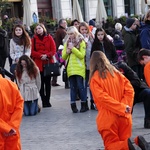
[1,9,150,149]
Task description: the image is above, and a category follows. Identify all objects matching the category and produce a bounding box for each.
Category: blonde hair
[66,26,83,41]
[115,23,122,31]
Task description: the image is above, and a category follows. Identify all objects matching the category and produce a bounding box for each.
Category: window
[124,0,135,16]
[103,0,113,16]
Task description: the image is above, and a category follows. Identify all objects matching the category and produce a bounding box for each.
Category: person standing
[0,28,9,68]
[15,55,41,116]
[10,24,31,70]
[78,22,96,110]
[52,19,68,87]
[62,26,87,113]
[139,9,150,49]
[122,18,142,78]
[89,51,134,149]
[0,73,24,150]
[91,28,118,63]
[31,23,56,108]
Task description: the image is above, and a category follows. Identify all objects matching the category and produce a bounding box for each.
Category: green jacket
[62,40,86,78]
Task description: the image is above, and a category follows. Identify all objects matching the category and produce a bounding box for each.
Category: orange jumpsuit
[90,71,134,150]
[144,61,150,87]
[0,75,24,150]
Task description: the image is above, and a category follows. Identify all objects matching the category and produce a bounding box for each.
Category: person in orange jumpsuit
[89,51,134,150]
[0,74,24,150]
[138,48,150,87]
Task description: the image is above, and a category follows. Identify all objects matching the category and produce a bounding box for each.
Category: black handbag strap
[65,55,70,69]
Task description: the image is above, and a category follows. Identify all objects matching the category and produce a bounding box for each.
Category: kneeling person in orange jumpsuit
[0,74,24,150]
[89,51,134,150]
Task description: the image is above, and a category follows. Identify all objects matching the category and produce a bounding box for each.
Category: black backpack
[0,28,9,57]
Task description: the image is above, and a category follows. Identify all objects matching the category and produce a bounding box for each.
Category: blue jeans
[69,75,86,103]
[85,70,93,100]
[24,99,38,116]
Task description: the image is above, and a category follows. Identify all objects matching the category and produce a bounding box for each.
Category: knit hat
[126,18,135,28]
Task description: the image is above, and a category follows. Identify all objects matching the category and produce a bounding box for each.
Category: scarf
[13,36,23,45]
[67,35,83,49]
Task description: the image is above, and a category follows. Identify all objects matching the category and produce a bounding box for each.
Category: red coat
[31,34,56,71]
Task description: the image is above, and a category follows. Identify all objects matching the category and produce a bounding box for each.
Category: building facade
[34,0,147,23]
[4,0,148,23]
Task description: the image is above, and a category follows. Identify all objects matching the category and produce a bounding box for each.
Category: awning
[23,0,33,28]
[72,0,83,22]
[95,0,107,27]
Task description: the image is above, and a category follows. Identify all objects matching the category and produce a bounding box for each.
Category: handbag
[62,68,67,82]
[43,56,61,77]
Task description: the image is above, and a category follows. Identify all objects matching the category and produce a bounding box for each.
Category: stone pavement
[4,59,150,150]
[20,78,150,150]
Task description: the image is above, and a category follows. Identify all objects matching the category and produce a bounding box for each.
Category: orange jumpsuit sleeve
[144,62,150,87]
[90,71,134,117]
[0,76,23,133]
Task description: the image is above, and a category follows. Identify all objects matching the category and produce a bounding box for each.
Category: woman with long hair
[15,55,41,116]
[10,24,31,64]
[31,23,56,108]
[62,26,87,113]
[91,27,118,63]
[78,22,96,110]
[89,51,134,149]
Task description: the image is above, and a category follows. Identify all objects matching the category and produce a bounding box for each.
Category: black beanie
[126,18,135,28]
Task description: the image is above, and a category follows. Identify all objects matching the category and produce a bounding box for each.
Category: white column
[30,0,39,23]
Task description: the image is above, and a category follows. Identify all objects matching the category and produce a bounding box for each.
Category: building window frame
[103,0,113,17]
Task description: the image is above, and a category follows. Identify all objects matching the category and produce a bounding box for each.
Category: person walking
[15,55,41,116]
[0,73,24,150]
[62,26,87,113]
[89,51,134,149]
[31,23,56,108]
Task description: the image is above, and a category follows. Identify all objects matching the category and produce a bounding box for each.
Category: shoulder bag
[43,56,61,77]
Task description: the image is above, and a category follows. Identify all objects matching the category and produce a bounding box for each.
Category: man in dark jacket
[122,18,143,79]
[0,28,9,68]
[116,61,150,129]
[52,19,68,87]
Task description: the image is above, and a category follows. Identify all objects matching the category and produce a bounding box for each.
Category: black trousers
[40,72,51,106]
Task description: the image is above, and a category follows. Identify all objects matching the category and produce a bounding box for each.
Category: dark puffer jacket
[122,26,138,67]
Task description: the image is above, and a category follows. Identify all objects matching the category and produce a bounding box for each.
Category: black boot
[144,118,150,129]
[90,99,97,110]
[80,102,87,113]
[85,101,89,111]
[128,138,142,150]
[137,136,150,150]
[71,103,78,113]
